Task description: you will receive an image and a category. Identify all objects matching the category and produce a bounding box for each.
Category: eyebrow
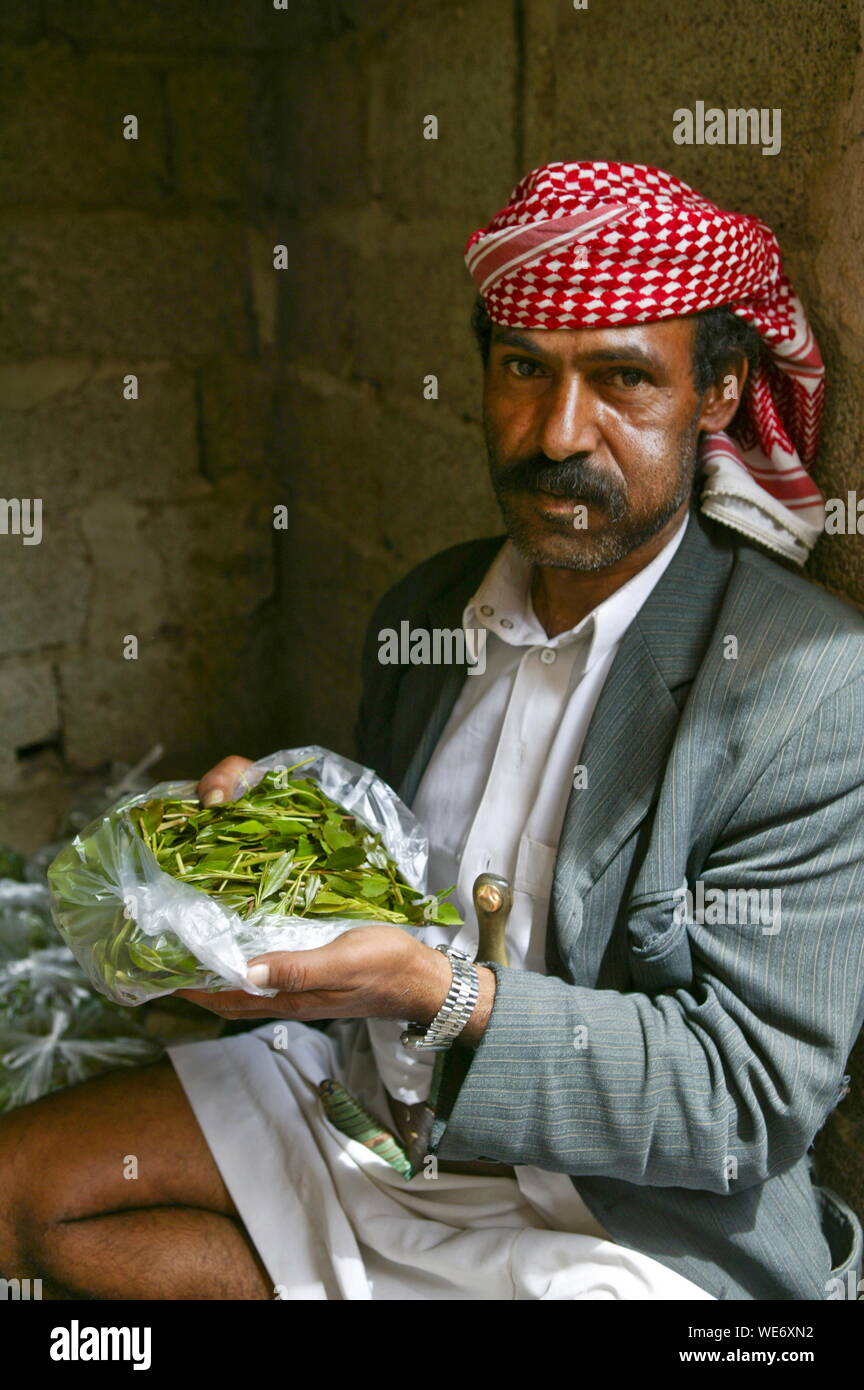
[490,327,663,371]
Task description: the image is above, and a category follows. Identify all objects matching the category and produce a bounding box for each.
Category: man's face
[483,317,709,570]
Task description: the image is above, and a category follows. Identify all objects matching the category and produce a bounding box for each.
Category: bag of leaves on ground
[47,746,462,1007]
[0,874,162,1113]
[0,999,162,1112]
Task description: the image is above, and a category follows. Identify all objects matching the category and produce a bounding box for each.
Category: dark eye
[506,359,543,379]
[615,368,647,388]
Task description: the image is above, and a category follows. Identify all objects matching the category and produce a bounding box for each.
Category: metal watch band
[424,950,478,1044]
[400,946,479,1051]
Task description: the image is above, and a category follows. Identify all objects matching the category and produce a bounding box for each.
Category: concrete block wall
[1,0,862,1222]
[0,2,307,850]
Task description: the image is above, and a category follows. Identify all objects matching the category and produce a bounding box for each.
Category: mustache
[491,453,628,517]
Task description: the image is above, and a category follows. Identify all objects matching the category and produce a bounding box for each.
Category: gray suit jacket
[353,503,864,1300]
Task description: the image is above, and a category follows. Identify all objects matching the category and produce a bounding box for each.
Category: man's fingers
[244,930,383,993]
[175,987,271,1017]
[245,950,311,994]
[196,755,254,808]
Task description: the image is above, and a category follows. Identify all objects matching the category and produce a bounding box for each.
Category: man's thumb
[245,951,310,993]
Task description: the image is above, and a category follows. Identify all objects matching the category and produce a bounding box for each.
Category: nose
[537,374,600,462]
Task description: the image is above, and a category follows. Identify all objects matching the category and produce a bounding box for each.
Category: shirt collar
[464,510,690,670]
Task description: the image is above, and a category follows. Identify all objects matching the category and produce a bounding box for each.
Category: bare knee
[0,1060,176,1261]
[1,1056,234,1237]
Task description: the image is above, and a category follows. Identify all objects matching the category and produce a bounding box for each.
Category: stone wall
[0,1,319,847]
[1,0,862,1224]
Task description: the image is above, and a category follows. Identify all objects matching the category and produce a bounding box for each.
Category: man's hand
[188,756,497,1043]
[175,924,497,1045]
[196,754,254,808]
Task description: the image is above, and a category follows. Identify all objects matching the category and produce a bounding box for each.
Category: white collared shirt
[366,511,689,1110]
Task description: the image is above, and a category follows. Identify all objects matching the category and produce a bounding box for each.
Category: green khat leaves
[48,761,462,1002]
[125,767,460,929]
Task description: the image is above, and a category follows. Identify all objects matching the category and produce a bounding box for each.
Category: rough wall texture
[0,1,305,847]
[0,0,862,1224]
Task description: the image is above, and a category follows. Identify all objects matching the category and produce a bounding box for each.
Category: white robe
[167,1016,715,1300]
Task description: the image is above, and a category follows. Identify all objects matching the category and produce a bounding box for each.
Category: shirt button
[479,604,494,616]
[499,617,513,629]
[540,648,557,664]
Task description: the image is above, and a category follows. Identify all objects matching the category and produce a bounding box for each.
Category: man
[2,162,862,1301]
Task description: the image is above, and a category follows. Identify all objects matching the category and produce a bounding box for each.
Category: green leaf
[133,800,165,836]
[127,940,168,972]
[323,846,366,871]
[324,874,361,897]
[322,820,356,852]
[310,889,351,909]
[259,851,296,901]
[432,901,463,925]
[358,874,390,899]
[274,818,315,836]
[193,848,240,868]
[303,873,322,909]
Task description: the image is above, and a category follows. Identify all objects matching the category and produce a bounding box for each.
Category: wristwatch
[400,945,479,1051]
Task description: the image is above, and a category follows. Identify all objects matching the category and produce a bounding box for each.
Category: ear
[696,354,750,434]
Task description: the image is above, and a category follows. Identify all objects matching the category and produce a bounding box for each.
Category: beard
[485,415,703,571]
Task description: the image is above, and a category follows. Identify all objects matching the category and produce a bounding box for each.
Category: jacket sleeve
[428,675,864,1194]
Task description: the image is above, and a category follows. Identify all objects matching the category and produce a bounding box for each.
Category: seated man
[1,161,862,1301]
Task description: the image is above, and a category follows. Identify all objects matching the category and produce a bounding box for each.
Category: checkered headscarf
[465,162,825,563]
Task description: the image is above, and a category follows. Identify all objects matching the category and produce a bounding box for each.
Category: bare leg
[0,1057,273,1300]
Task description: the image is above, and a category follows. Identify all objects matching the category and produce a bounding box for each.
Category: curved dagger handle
[472,873,512,967]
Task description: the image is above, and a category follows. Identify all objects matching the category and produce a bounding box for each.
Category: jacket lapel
[550,506,736,962]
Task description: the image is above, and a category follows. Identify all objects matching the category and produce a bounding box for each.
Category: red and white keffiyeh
[465,161,825,563]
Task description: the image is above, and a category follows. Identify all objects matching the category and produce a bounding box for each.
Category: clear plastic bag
[0,873,164,1113]
[47,746,439,1007]
[0,880,57,961]
[0,747,188,1111]
[0,1000,162,1111]
[0,945,95,1014]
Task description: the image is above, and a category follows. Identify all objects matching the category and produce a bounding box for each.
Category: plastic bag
[0,881,57,961]
[0,874,164,1113]
[0,749,193,1113]
[0,1000,162,1111]
[47,746,443,1007]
